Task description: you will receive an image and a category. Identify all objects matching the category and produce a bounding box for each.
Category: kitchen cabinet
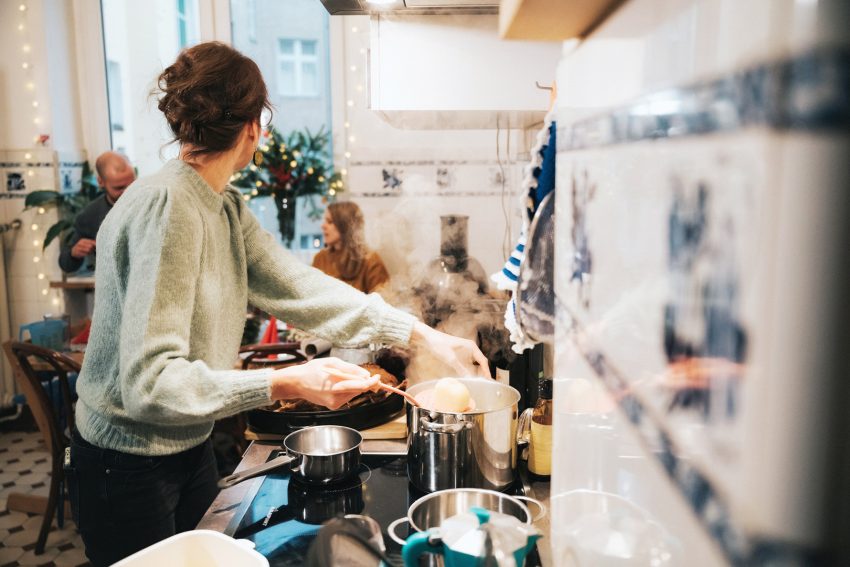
[499,0,625,40]
[368,14,560,129]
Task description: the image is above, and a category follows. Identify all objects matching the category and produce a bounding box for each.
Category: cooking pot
[218,425,362,489]
[387,488,545,547]
[406,379,521,492]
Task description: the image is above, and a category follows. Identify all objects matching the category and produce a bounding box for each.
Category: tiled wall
[0,149,83,339]
[332,15,539,279]
[551,0,849,565]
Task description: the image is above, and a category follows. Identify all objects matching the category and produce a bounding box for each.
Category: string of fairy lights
[340,20,368,182]
[17,1,59,307]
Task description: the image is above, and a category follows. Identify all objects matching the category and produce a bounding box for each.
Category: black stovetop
[232,452,542,566]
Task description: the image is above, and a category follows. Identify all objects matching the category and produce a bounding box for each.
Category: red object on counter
[259,316,280,358]
[70,320,91,345]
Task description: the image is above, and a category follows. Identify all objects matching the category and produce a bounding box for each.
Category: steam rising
[365,176,511,384]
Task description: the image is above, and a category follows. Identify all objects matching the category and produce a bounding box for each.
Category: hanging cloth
[490,113,557,353]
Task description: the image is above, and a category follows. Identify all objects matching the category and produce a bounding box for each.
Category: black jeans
[66,432,219,567]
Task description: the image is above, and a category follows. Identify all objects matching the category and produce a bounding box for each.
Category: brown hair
[152,42,272,158]
[328,202,369,279]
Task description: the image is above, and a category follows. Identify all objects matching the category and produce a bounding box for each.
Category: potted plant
[23,161,102,251]
[230,125,344,246]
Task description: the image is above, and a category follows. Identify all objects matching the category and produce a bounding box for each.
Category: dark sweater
[58,194,113,273]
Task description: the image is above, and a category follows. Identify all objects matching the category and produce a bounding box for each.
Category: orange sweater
[312,248,390,294]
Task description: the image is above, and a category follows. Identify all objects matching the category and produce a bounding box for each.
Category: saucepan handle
[217,453,296,489]
[516,408,533,458]
[387,517,410,546]
[515,495,547,522]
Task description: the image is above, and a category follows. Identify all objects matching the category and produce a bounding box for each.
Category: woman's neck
[179,148,237,194]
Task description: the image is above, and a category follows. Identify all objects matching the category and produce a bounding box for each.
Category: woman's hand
[269,357,380,410]
[410,321,492,378]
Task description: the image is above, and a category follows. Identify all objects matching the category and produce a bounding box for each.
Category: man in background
[59,152,136,273]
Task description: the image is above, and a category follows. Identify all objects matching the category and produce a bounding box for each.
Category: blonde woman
[313,201,390,293]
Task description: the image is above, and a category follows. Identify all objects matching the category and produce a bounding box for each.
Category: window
[246,0,256,43]
[101,0,200,174]
[176,0,199,49]
[106,60,124,131]
[277,39,319,97]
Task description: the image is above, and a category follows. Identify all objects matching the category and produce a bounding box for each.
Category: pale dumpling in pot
[432,378,472,412]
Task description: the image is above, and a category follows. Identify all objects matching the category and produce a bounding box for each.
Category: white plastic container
[112,530,269,567]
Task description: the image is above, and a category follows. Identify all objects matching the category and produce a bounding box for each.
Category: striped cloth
[491,114,557,352]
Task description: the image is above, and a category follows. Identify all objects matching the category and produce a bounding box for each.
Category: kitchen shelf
[499,0,624,40]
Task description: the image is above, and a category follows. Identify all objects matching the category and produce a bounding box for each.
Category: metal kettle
[401,506,541,567]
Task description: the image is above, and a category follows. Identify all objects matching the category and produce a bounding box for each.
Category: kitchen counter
[198,439,552,566]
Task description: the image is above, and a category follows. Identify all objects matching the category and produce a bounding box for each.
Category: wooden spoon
[374,381,421,407]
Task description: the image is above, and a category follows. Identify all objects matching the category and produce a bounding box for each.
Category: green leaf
[43,220,72,250]
[24,190,63,209]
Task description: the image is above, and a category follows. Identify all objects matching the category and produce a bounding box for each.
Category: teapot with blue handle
[401,506,541,567]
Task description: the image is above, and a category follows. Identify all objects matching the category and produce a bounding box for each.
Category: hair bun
[152,42,272,157]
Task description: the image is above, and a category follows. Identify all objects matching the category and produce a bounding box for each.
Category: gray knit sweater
[75,160,416,456]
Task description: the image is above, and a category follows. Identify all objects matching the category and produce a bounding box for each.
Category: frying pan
[218,425,362,489]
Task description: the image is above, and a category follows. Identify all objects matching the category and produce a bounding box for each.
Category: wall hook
[535,81,554,91]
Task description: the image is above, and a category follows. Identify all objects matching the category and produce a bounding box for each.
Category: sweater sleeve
[118,188,272,425]
[237,198,416,346]
[58,227,84,273]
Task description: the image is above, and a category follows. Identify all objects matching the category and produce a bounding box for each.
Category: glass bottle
[528,377,553,479]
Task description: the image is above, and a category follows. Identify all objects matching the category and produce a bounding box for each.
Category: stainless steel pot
[387,488,545,547]
[406,378,521,492]
[218,425,362,489]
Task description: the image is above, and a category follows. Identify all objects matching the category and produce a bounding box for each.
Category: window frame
[276,38,321,98]
[74,0,231,157]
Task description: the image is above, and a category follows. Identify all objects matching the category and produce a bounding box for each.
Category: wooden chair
[238,341,307,370]
[2,341,80,555]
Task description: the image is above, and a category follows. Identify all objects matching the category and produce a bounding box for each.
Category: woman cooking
[313,201,390,293]
[67,41,488,567]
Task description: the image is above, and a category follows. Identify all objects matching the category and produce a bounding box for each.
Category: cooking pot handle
[217,453,296,489]
[419,417,473,434]
[387,517,410,546]
[516,408,533,459]
[515,495,547,522]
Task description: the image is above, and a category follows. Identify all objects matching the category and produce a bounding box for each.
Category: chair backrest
[3,341,81,457]
[238,342,307,370]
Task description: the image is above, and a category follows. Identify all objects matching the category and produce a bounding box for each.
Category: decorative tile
[26,486,50,500]
[4,459,38,473]
[23,515,55,532]
[0,546,25,564]
[46,528,77,549]
[4,527,39,547]
[17,547,60,565]
[0,511,28,530]
[53,547,89,567]
[0,472,20,484]
[14,473,47,487]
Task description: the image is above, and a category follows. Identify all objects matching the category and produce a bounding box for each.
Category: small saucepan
[218,425,362,489]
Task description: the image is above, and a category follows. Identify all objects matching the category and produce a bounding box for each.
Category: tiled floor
[0,431,89,567]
